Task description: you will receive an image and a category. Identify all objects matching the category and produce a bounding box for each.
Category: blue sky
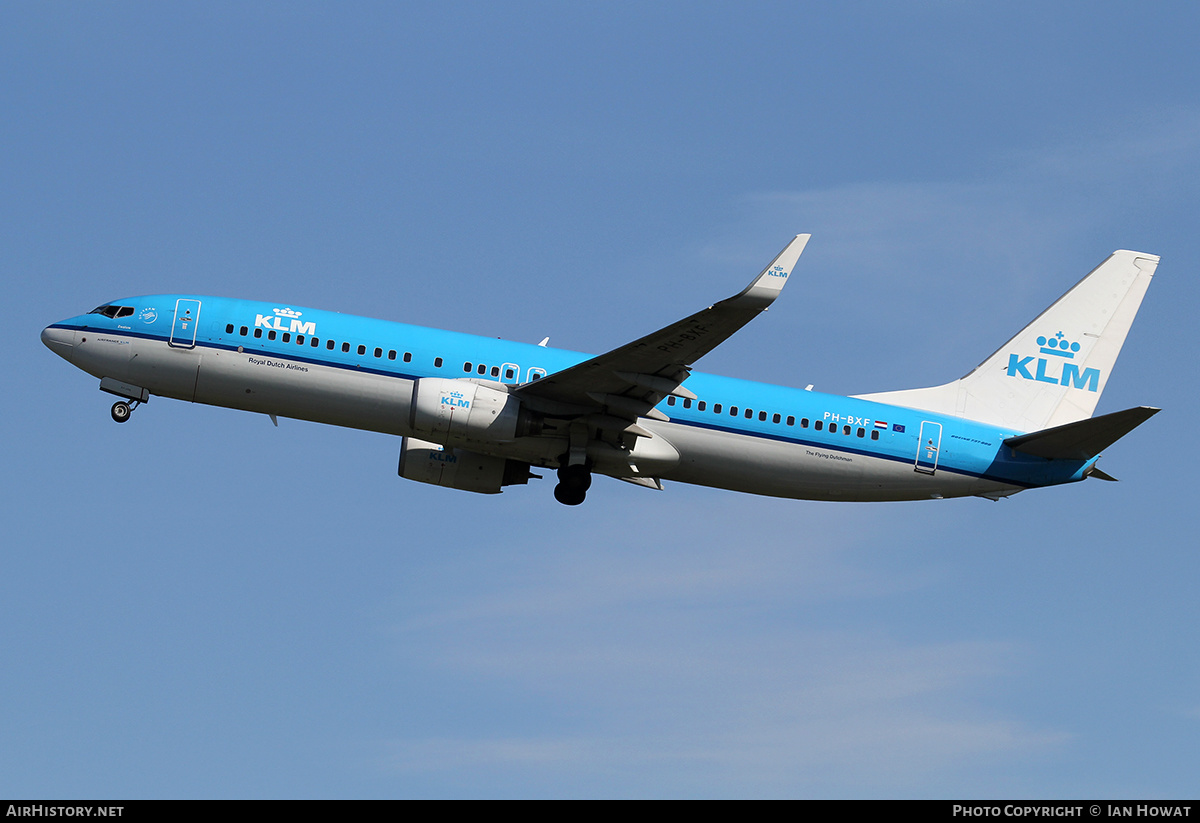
[2,2,1198,798]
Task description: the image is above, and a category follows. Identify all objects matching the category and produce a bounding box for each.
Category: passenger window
[713,404,722,414]
[477,364,486,375]
[857,427,865,437]
[801,418,809,428]
[282,333,291,343]
[683,399,692,409]
[434,357,443,368]
[327,339,335,350]
[342,342,350,353]
[296,335,304,345]
[388,350,396,360]
[786,415,794,426]
[843,425,851,435]
[357,345,366,355]
[504,368,514,379]
[464,362,472,372]
[815,420,823,431]
[871,430,879,440]
[491,366,500,377]
[404,352,412,363]
[225,324,234,334]
[667,396,676,406]
[240,326,248,336]
[698,401,706,411]
[745,409,753,419]
[311,337,319,347]
[759,411,767,422]
[773,413,781,424]
[374,347,382,358]
[254,328,263,339]
[268,330,277,341]
[730,406,738,416]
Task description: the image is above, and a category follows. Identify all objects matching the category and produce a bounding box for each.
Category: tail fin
[855,249,1159,432]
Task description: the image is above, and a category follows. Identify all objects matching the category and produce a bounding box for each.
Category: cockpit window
[88,305,135,319]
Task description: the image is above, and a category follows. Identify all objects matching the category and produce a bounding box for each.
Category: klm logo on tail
[1006,331,1100,392]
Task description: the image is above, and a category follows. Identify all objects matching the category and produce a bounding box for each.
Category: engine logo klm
[442,390,470,408]
[1006,331,1100,392]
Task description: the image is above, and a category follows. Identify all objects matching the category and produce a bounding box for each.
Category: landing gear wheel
[110,401,132,423]
[553,463,592,505]
[558,464,592,491]
[554,483,587,506]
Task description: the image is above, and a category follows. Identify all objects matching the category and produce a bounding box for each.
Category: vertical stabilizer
[854,250,1158,432]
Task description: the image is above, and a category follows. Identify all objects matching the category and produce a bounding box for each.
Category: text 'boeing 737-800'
[42,235,1159,506]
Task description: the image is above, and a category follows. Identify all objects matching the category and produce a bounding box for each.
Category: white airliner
[41,236,1159,505]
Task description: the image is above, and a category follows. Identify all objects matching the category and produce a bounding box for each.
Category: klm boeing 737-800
[41,236,1159,505]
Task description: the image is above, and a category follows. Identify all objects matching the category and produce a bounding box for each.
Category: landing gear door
[170,299,202,349]
[915,421,943,475]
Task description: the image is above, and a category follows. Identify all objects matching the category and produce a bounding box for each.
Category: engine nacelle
[409,378,541,442]
[398,437,533,494]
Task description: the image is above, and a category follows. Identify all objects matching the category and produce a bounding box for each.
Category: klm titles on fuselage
[1006,332,1100,392]
[254,308,316,336]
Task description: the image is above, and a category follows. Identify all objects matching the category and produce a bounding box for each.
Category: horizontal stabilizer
[1004,406,1159,460]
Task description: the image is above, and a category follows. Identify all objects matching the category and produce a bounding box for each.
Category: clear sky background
[2,1,1197,798]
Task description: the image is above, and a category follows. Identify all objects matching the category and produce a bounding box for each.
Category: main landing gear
[553,463,592,506]
[110,400,140,423]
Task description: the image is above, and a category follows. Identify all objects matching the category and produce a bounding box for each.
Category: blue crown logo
[1036,331,1081,359]
[767,265,788,278]
[449,391,464,398]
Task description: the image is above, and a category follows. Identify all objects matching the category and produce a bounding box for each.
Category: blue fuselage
[42,294,1093,501]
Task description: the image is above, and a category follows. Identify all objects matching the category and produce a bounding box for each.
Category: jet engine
[408,378,542,442]
[398,436,534,494]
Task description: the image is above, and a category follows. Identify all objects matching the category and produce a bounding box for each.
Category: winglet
[735,234,810,307]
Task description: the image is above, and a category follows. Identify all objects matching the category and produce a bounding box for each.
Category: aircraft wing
[514,235,809,425]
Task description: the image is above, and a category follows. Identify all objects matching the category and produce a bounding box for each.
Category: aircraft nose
[41,325,76,362]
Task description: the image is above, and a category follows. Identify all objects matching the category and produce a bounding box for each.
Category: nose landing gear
[99,378,149,424]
